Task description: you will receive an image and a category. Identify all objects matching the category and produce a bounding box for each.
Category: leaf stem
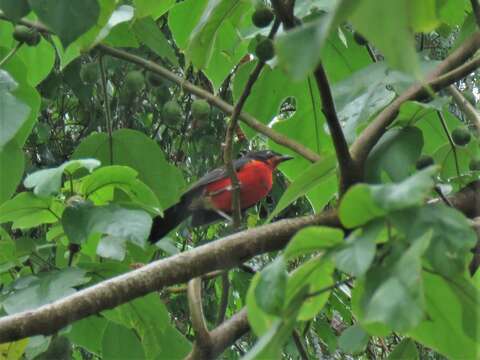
[99,55,114,165]
[0,42,22,68]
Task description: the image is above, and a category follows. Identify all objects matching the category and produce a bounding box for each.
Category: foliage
[0,0,479,359]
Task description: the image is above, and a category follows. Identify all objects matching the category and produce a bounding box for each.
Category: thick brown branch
[350,33,480,170]
[216,271,230,326]
[0,211,339,343]
[187,278,212,350]
[314,63,357,193]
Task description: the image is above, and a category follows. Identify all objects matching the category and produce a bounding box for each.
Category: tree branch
[313,63,357,193]
[216,271,230,326]
[0,211,339,344]
[471,0,480,28]
[350,32,480,170]
[446,85,480,133]
[187,278,212,351]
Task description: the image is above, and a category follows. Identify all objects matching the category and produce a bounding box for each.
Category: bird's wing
[185,156,251,193]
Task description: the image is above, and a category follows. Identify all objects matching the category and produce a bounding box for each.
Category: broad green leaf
[0,0,30,20]
[361,235,431,332]
[186,0,250,69]
[0,140,24,205]
[246,272,278,336]
[338,324,369,354]
[433,142,472,181]
[284,226,343,260]
[16,37,55,86]
[28,0,100,47]
[2,268,89,314]
[0,70,30,148]
[133,17,178,66]
[286,258,335,320]
[314,319,338,353]
[333,62,398,144]
[392,205,477,276]
[133,0,175,19]
[268,155,336,222]
[95,5,134,44]
[388,338,419,360]
[365,127,424,183]
[275,0,358,80]
[62,203,152,260]
[24,159,100,197]
[67,316,107,356]
[72,129,185,209]
[255,256,287,316]
[0,192,61,229]
[339,167,437,227]
[335,220,383,277]
[102,294,191,359]
[0,338,29,360]
[0,227,15,264]
[408,272,480,359]
[102,322,145,360]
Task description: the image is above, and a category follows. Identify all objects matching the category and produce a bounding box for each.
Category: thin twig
[437,110,461,179]
[292,329,309,360]
[305,277,353,299]
[99,55,113,165]
[471,0,480,28]
[187,278,211,348]
[0,42,22,68]
[447,85,480,133]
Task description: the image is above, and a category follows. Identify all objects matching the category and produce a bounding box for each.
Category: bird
[148,150,293,243]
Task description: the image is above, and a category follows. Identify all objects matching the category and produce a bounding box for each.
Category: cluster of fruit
[251,4,275,62]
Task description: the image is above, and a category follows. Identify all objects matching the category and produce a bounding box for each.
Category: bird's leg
[213,209,233,223]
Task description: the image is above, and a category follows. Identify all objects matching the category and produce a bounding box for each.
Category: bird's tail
[148,202,190,243]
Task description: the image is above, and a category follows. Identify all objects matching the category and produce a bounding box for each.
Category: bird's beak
[273,154,293,166]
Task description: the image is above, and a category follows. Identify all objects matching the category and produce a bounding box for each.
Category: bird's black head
[246,150,293,167]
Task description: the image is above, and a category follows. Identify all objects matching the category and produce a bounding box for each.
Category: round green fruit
[13,25,40,46]
[252,6,274,28]
[147,72,163,87]
[353,31,368,46]
[469,158,480,171]
[415,155,434,170]
[255,38,274,62]
[80,63,99,85]
[162,100,182,125]
[125,70,145,93]
[452,127,471,146]
[153,85,171,104]
[191,99,210,121]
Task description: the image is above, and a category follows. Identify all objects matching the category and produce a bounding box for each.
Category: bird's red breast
[204,160,274,212]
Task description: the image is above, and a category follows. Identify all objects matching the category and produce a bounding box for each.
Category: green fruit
[191,99,210,121]
[80,63,98,85]
[147,72,163,87]
[469,158,480,171]
[153,85,171,104]
[353,31,368,46]
[252,6,274,28]
[415,155,434,170]
[125,70,145,93]
[13,25,40,46]
[255,38,274,62]
[452,127,471,146]
[162,100,182,125]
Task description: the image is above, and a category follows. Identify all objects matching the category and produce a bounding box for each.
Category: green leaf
[133,0,175,19]
[95,5,134,44]
[339,167,437,228]
[102,322,145,360]
[24,159,100,197]
[186,0,250,69]
[2,268,89,314]
[67,316,108,356]
[338,324,369,354]
[102,294,191,359]
[0,70,30,149]
[72,129,185,209]
[246,273,278,336]
[133,17,178,66]
[0,192,61,229]
[335,220,383,277]
[365,127,424,183]
[0,140,24,206]
[28,0,100,47]
[0,0,30,20]
[284,226,343,260]
[361,234,431,332]
[388,338,419,360]
[286,258,335,320]
[16,36,56,86]
[268,155,336,222]
[408,272,480,359]
[275,0,358,80]
[255,256,287,316]
[62,203,152,260]
[392,205,477,276]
